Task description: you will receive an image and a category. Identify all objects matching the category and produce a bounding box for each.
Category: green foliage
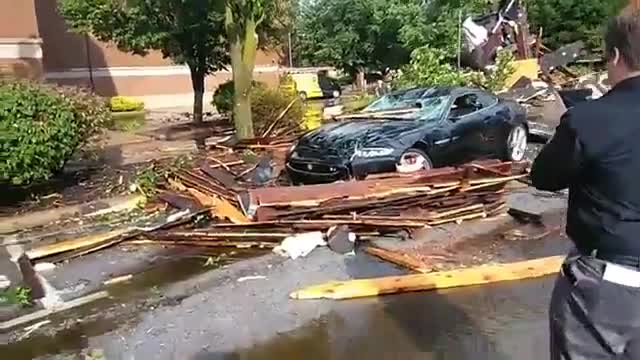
[212,80,265,115]
[110,96,145,112]
[213,81,304,132]
[527,0,628,50]
[59,0,229,123]
[0,80,108,185]
[294,0,488,74]
[393,47,466,89]
[472,50,516,92]
[58,85,111,139]
[134,164,162,197]
[394,47,515,92]
[0,286,32,307]
[251,86,304,134]
[294,0,411,75]
[133,156,192,197]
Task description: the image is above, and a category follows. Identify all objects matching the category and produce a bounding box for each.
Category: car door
[446,93,490,163]
[473,90,505,156]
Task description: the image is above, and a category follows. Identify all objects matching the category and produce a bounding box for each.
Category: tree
[526,0,628,50]
[59,0,228,123]
[293,0,409,86]
[292,0,488,79]
[224,0,291,139]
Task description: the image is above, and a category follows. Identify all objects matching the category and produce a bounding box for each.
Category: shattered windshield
[415,96,451,123]
[363,89,427,112]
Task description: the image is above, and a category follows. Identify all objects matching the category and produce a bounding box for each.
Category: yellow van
[291,73,341,100]
[291,73,324,100]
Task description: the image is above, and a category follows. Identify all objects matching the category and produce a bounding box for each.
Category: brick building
[1,0,284,108]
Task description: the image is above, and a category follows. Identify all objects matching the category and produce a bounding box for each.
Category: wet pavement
[0,186,568,360]
[206,277,553,360]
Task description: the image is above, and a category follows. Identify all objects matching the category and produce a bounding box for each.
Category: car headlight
[353,147,394,158]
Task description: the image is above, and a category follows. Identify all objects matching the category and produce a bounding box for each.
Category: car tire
[504,124,528,162]
[298,91,308,101]
[396,148,433,173]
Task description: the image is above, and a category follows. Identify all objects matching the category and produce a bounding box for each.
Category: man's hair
[605,12,640,70]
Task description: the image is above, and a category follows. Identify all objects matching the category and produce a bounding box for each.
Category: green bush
[212,80,265,115]
[110,96,144,112]
[0,80,109,185]
[251,86,304,134]
[59,86,111,138]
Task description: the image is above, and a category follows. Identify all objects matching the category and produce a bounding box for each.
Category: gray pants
[550,251,640,359]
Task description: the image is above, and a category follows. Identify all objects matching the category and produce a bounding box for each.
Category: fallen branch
[262,97,299,137]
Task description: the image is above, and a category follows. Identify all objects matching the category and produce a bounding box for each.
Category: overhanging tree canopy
[59,0,228,123]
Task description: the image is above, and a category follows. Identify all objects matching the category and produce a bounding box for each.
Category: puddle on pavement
[0,248,266,359]
[197,276,554,360]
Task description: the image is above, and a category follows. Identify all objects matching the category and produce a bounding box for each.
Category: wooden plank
[26,229,131,260]
[187,188,249,224]
[364,247,431,273]
[290,256,565,300]
[129,240,277,249]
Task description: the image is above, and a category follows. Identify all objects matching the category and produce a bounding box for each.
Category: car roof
[386,86,490,98]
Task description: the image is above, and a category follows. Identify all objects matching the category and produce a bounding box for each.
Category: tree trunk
[190,67,205,124]
[229,17,259,140]
[356,67,366,91]
[231,40,254,139]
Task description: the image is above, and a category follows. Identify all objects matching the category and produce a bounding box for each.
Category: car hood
[295,119,426,159]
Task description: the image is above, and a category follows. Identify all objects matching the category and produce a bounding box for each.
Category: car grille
[288,159,346,174]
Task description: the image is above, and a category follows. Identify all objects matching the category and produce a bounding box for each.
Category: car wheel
[396,148,433,173]
[505,124,528,162]
[298,91,308,101]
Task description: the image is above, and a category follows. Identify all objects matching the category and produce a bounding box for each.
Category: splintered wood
[242,160,526,228]
[144,159,527,251]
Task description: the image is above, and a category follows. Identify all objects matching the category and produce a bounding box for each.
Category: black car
[286,86,528,184]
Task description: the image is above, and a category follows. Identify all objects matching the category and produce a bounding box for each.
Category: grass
[0,286,32,307]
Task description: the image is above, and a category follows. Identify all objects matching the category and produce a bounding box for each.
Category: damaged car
[286,87,528,184]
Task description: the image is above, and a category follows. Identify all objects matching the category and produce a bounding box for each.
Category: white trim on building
[0,38,43,59]
[45,65,283,79]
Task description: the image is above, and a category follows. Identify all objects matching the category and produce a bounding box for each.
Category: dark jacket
[531,76,640,256]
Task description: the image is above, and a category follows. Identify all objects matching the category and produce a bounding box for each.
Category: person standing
[530,12,640,359]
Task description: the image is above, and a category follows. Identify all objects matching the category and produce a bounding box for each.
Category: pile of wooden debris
[140,159,528,250]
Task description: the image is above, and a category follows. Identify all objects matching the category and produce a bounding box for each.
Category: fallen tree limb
[290,255,565,300]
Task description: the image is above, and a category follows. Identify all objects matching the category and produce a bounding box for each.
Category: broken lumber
[290,255,564,300]
[147,231,291,240]
[26,228,132,260]
[187,188,249,224]
[129,240,277,249]
[364,247,431,273]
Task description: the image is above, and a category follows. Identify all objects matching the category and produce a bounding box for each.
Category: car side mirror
[449,115,461,122]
